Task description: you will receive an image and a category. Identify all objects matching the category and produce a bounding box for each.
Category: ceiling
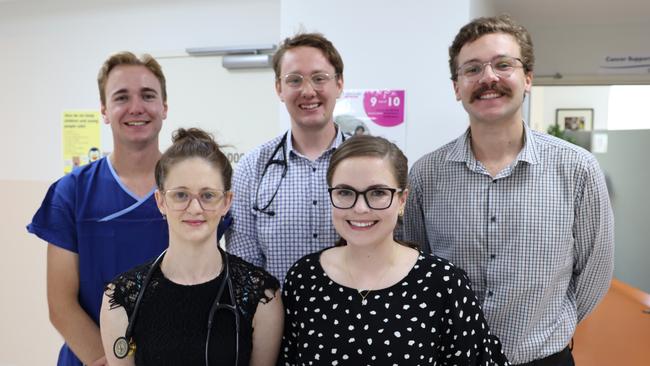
[487,0,650,27]
[2,0,649,28]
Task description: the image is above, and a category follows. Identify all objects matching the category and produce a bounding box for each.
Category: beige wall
[1,180,61,365]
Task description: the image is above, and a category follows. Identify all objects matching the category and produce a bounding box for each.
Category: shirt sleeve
[401,161,432,254]
[573,156,615,321]
[439,267,510,365]
[26,175,78,252]
[225,152,265,268]
[230,256,280,322]
[105,267,145,317]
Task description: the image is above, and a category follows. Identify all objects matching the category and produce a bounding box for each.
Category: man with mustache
[402,15,614,366]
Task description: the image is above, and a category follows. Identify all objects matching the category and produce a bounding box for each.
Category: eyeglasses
[457,56,524,81]
[162,189,227,211]
[328,187,403,210]
[281,72,337,90]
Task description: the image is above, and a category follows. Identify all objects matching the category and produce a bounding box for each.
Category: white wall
[0,0,280,182]
[607,85,650,130]
[0,1,280,365]
[530,85,611,132]
[280,0,472,163]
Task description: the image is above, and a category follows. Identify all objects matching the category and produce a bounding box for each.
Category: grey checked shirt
[402,122,614,364]
[226,129,343,285]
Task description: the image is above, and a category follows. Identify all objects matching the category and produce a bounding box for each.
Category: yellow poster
[62,110,101,174]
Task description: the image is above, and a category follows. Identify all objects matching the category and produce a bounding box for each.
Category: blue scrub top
[27,157,231,365]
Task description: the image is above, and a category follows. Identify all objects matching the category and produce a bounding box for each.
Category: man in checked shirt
[226,33,345,285]
[402,15,614,366]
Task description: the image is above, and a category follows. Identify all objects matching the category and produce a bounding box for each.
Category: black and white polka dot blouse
[280,250,509,366]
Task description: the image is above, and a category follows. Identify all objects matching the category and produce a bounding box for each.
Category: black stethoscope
[113,246,240,366]
[252,133,289,216]
[252,131,345,216]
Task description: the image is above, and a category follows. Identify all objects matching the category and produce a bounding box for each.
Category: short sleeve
[230,255,280,320]
[27,175,78,252]
[105,265,150,317]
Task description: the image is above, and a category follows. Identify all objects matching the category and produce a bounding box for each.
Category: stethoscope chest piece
[113,336,135,359]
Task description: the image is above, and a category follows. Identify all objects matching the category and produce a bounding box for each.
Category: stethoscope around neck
[252,130,345,216]
[112,246,240,366]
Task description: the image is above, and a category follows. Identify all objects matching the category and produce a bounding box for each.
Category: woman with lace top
[279,135,509,366]
[100,128,283,366]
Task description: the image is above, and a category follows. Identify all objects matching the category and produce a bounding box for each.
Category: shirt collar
[285,124,345,160]
[446,121,540,166]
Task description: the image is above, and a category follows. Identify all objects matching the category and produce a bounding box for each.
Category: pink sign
[362,90,405,127]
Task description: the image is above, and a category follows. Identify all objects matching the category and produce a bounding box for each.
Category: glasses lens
[310,73,333,87]
[460,57,521,80]
[165,189,224,211]
[330,188,357,209]
[284,74,303,88]
[198,190,224,210]
[365,188,394,209]
[460,62,483,78]
[492,56,518,76]
[165,190,188,210]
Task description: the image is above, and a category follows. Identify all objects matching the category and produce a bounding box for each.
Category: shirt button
[487,290,494,297]
[312,167,317,172]
[313,200,317,205]
[490,254,496,259]
[313,233,318,238]
[490,216,497,223]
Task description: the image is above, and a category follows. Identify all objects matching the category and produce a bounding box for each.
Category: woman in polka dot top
[279,135,509,366]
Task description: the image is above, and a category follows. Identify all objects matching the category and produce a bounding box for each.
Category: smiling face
[155,157,232,245]
[329,156,407,248]
[453,33,532,125]
[101,65,168,149]
[275,46,343,133]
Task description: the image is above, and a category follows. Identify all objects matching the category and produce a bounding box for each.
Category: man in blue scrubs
[28,52,170,366]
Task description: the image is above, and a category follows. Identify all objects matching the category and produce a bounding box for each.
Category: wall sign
[334,89,406,148]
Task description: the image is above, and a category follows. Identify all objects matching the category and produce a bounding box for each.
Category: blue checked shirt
[226,129,343,285]
[402,122,614,364]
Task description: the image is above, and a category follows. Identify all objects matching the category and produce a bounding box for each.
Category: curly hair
[449,15,534,81]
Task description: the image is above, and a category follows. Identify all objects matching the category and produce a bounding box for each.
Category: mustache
[470,83,512,103]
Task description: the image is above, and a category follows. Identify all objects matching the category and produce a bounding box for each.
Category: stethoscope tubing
[115,247,239,366]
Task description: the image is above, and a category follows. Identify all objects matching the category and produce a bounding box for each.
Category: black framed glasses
[328,187,403,210]
[457,56,524,81]
[162,189,227,211]
[281,72,337,90]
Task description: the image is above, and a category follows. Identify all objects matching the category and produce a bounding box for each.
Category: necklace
[344,246,396,303]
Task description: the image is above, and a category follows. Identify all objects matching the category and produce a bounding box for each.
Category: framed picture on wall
[555,108,594,131]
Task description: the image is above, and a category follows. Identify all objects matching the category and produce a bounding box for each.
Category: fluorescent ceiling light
[222,54,272,69]
[186,44,276,56]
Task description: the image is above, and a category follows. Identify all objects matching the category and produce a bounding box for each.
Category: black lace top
[106,252,279,366]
